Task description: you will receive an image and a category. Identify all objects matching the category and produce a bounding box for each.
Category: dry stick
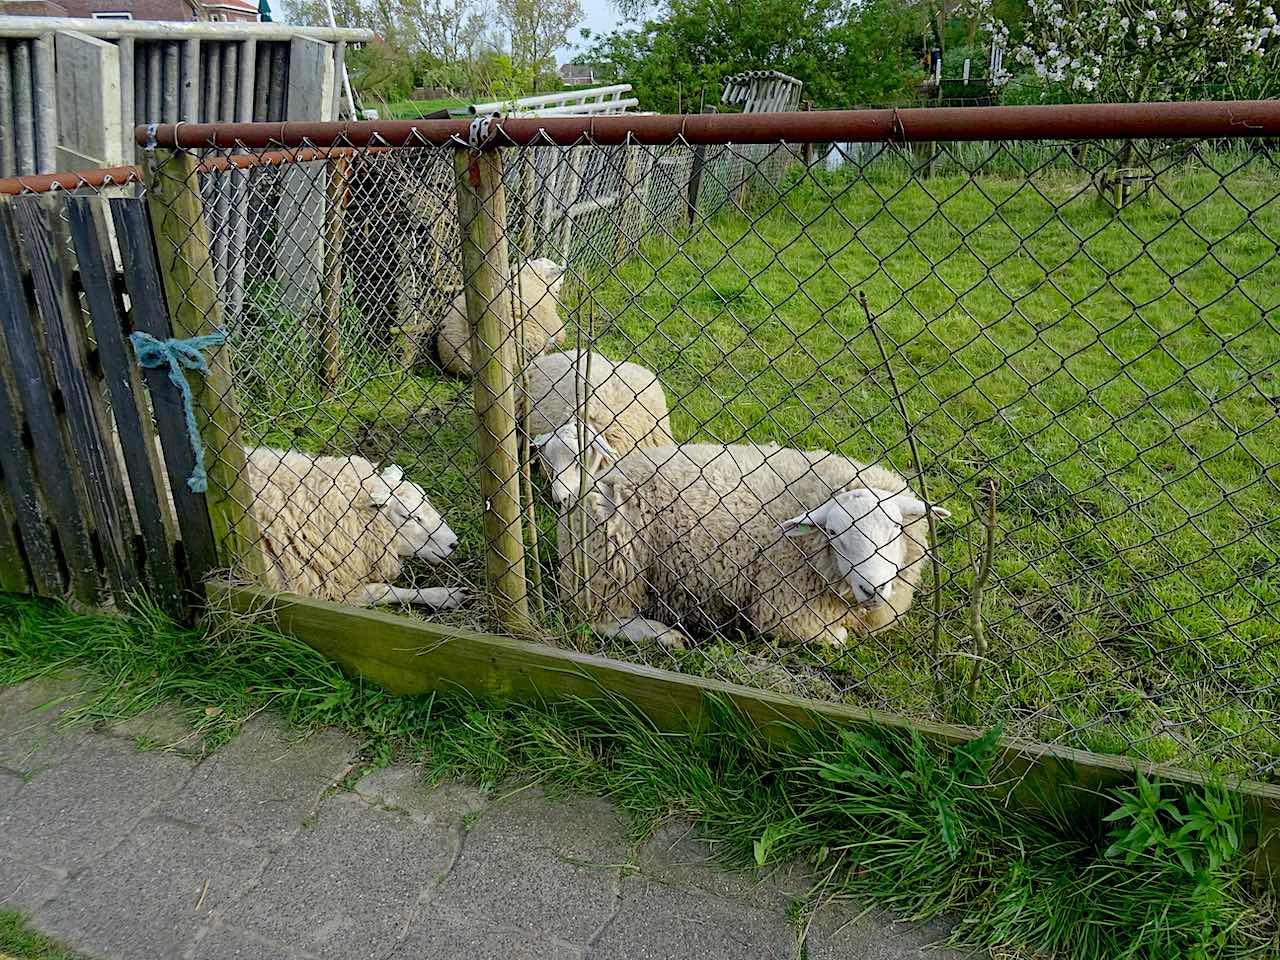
[966,476,998,707]
[512,281,545,621]
[858,290,946,707]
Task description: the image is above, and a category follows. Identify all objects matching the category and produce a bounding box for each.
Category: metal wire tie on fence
[129,329,227,493]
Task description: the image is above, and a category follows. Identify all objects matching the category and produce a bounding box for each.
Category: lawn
[375,97,469,118]
[235,151,1279,778]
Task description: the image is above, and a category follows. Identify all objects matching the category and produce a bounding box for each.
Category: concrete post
[54,31,123,169]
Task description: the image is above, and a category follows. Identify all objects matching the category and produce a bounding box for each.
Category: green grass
[231,155,1280,778]
[376,97,468,118]
[0,594,1275,960]
[0,912,90,960]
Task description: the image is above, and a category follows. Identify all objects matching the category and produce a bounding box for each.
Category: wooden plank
[0,202,100,603]
[142,150,264,580]
[109,195,218,590]
[452,147,529,631]
[0,482,31,594]
[0,340,60,596]
[208,580,1280,892]
[67,196,186,619]
[12,195,140,606]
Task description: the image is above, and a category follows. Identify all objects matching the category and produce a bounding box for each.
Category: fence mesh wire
[14,122,1279,782]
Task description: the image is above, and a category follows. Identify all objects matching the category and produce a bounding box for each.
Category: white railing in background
[469,84,636,117]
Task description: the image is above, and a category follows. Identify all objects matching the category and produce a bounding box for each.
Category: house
[559,63,599,86]
[0,0,257,20]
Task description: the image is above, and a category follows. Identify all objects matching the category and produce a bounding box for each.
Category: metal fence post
[453,143,531,632]
[144,148,266,581]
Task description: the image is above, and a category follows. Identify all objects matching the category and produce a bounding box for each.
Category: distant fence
[0,17,371,175]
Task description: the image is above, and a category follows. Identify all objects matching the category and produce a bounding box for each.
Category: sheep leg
[594,616,690,650]
[360,584,469,609]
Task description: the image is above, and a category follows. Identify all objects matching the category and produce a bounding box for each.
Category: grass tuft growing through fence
[0,593,1275,959]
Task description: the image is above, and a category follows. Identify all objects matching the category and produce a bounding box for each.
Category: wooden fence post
[144,148,265,580]
[318,153,349,396]
[453,145,530,633]
[686,105,717,226]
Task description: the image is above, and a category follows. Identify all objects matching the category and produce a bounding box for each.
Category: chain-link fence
[3,105,1278,783]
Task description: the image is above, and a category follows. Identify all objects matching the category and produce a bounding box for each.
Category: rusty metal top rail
[134,101,1280,149]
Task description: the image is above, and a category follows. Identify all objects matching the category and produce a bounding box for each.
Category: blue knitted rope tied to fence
[128,329,228,494]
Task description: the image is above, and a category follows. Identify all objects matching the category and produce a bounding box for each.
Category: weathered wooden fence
[0,183,255,618]
[0,18,371,175]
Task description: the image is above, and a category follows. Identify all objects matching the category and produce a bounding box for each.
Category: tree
[398,0,489,62]
[495,0,584,79]
[985,0,1280,101]
[582,0,925,111]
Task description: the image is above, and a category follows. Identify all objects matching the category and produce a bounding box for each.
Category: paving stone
[353,765,488,823]
[803,902,969,960]
[188,924,321,960]
[593,877,796,960]
[0,676,94,772]
[0,853,63,912]
[218,792,457,960]
[0,736,193,872]
[425,787,627,944]
[392,913,584,960]
[33,818,268,960]
[159,716,359,846]
[108,703,207,756]
[0,767,22,803]
[634,819,810,910]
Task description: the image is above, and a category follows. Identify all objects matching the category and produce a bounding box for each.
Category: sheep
[245,447,466,608]
[436,258,568,377]
[524,349,674,504]
[118,438,466,609]
[555,443,950,650]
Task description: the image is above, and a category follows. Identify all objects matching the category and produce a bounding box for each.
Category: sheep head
[527,257,567,293]
[780,488,951,609]
[366,464,460,563]
[532,421,618,505]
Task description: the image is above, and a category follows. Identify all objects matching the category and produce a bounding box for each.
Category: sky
[562,0,628,59]
[267,0,628,66]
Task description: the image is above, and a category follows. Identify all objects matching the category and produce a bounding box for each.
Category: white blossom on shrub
[986,0,1277,100]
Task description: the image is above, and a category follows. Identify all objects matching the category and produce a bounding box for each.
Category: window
[208,11,226,18]
[92,10,133,16]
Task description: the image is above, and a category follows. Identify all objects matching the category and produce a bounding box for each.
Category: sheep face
[367,465,459,562]
[781,489,951,609]
[533,421,618,504]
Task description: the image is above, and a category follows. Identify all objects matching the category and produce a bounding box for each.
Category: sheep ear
[588,432,618,465]
[368,480,394,506]
[874,488,951,522]
[380,464,404,486]
[532,431,554,449]
[781,501,832,536]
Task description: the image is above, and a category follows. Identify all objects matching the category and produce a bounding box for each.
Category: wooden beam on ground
[208,580,1280,892]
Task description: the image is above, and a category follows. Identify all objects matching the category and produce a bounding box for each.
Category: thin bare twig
[858,290,945,706]
[966,477,998,707]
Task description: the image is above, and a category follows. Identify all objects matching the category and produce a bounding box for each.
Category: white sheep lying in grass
[121,440,465,609]
[524,349,674,503]
[246,447,465,607]
[436,258,568,377]
[555,443,950,649]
